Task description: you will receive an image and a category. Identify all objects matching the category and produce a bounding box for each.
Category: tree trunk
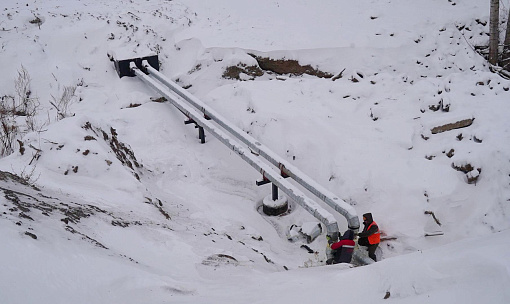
[489,0,499,65]
[502,9,510,70]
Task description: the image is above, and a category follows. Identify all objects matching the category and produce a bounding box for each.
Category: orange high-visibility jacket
[367,221,381,245]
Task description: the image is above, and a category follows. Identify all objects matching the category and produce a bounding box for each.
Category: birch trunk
[489,0,499,65]
[502,9,510,69]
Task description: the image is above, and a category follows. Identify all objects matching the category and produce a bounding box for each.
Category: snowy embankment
[1,0,510,303]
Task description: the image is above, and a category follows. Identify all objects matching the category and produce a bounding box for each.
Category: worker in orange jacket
[357,213,380,262]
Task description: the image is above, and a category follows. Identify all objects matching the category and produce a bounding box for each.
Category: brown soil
[222,55,333,80]
[249,54,333,78]
[222,64,264,80]
[431,118,474,134]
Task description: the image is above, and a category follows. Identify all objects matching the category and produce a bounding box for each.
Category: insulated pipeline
[143,63,360,231]
[130,64,340,240]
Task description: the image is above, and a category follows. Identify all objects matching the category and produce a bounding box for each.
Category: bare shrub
[23,97,44,133]
[14,65,33,115]
[0,66,46,157]
[50,85,76,120]
[19,164,41,185]
[13,66,42,133]
[0,113,17,156]
[0,94,17,156]
[0,95,14,115]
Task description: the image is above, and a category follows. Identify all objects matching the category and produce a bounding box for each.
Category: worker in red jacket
[326,229,355,265]
[357,213,380,262]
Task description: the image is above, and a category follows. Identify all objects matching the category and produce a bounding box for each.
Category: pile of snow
[1,0,509,303]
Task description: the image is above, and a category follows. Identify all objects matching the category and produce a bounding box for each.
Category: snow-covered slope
[1,0,510,303]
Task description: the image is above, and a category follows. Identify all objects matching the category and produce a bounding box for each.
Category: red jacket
[331,239,355,250]
[330,238,355,263]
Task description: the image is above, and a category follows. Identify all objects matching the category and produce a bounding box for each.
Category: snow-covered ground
[1,0,510,303]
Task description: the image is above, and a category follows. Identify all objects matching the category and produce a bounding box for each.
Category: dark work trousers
[358,238,379,262]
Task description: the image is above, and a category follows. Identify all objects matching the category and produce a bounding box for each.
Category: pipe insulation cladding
[142,63,360,232]
[130,63,341,241]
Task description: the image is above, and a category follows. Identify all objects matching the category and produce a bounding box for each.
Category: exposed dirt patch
[222,63,264,80]
[111,220,130,227]
[1,184,110,225]
[24,231,37,239]
[222,55,333,80]
[0,171,40,191]
[445,149,455,158]
[452,162,481,184]
[65,225,108,249]
[202,254,239,266]
[84,135,96,141]
[0,171,159,265]
[249,54,333,78]
[82,122,142,180]
[146,197,171,220]
[431,118,474,134]
[452,162,476,174]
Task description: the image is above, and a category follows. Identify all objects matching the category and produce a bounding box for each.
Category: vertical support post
[198,126,205,144]
[272,183,278,201]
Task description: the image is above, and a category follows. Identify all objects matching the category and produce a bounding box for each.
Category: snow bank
[0,0,509,303]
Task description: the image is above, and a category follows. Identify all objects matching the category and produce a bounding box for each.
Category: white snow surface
[1,0,510,303]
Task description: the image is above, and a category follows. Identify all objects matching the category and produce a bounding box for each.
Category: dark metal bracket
[184,118,205,144]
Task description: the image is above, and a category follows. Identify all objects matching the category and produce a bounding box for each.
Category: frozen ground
[0,0,510,303]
